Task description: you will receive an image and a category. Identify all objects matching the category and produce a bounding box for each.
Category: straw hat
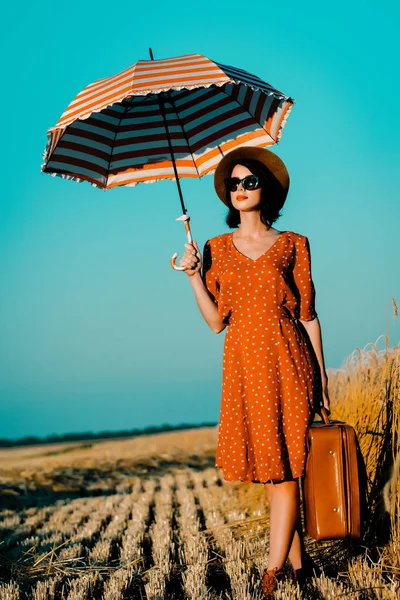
[213,146,290,208]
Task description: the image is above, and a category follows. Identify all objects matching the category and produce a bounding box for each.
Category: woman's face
[229,164,262,212]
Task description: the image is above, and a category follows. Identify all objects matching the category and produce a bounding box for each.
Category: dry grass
[0,329,399,598]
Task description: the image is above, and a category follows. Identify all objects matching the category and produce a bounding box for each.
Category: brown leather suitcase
[301,408,368,541]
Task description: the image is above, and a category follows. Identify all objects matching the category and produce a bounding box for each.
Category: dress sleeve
[293,235,318,321]
[202,239,220,305]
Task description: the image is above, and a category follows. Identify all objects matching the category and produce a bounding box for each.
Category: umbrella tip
[149,48,154,60]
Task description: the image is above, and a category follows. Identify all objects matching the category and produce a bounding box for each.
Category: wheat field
[0,334,399,599]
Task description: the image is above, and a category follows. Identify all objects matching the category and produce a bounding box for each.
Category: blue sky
[0,1,399,440]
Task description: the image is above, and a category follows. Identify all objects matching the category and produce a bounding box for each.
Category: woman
[179,147,330,598]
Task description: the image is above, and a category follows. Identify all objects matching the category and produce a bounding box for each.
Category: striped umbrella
[41,50,294,269]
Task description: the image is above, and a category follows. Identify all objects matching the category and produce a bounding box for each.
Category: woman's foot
[261,566,285,598]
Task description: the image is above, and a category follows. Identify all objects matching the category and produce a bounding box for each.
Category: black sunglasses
[224,175,262,192]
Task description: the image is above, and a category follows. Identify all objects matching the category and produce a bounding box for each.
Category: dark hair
[225,158,285,229]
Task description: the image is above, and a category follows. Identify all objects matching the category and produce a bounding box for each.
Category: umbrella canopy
[41,53,294,190]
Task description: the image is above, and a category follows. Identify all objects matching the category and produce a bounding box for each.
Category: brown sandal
[261,566,285,598]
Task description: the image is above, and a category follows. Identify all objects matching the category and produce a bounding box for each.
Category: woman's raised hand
[179,241,202,276]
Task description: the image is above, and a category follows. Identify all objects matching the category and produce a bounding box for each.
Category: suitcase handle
[320,407,331,424]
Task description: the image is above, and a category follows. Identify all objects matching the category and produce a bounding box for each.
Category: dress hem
[215,464,305,484]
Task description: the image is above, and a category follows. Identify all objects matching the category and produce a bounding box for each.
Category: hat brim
[213,146,290,208]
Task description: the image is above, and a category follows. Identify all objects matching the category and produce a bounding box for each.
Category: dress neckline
[229,231,287,262]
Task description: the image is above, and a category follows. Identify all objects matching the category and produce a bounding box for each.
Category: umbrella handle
[170,214,194,271]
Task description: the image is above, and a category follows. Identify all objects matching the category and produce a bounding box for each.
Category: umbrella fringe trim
[41,131,53,166]
[276,101,294,143]
[39,169,210,189]
[39,170,107,189]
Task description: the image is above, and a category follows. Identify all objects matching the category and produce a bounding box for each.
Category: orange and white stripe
[41,53,294,189]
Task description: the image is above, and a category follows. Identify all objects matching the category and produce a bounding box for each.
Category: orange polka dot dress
[202,230,323,484]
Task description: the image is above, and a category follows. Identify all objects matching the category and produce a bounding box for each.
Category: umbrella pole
[157,93,187,218]
[149,48,194,272]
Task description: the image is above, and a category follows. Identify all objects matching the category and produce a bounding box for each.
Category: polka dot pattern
[202,231,322,484]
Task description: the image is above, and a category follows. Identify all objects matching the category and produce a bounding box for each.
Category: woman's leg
[286,480,307,570]
[264,478,305,570]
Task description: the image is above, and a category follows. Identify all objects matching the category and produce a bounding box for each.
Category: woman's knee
[264,478,299,502]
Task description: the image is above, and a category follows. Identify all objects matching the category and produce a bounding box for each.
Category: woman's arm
[188,271,226,334]
[180,240,225,334]
[300,316,330,412]
[291,234,330,412]
[299,317,327,381]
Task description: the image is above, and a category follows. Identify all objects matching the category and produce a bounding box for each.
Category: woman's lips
[236,195,248,200]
